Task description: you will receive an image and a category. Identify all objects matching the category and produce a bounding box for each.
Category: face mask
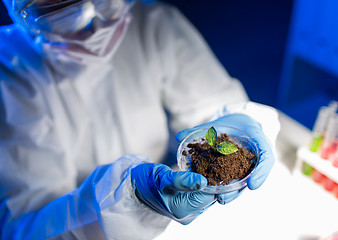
[20,0,134,63]
[39,12,132,64]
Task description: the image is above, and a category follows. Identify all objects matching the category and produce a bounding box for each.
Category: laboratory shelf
[296,146,338,184]
[293,164,338,203]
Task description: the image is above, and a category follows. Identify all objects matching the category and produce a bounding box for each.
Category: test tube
[312,169,326,184]
[334,183,338,199]
[309,106,335,152]
[320,114,338,160]
[324,177,336,192]
[301,162,313,176]
[331,142,338,168]
[329,116,338,167]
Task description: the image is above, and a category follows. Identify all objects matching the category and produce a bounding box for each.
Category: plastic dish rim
[176,125,260,194]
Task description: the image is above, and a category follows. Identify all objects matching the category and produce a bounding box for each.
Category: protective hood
[3,0,134,64]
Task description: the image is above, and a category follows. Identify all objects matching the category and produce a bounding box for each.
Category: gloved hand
[176,113,275,191]
[131,163,216,225]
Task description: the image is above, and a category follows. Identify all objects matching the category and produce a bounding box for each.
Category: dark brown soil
[182,133,256,185]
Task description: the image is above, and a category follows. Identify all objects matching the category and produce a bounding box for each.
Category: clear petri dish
[177,125,259,194]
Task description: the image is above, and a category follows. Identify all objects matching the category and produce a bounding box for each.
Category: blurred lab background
[1,1,337,239]
[1,0,337,130]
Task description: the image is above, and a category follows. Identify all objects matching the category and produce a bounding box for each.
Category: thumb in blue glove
[131,163,216,225]
[176,113,275,191]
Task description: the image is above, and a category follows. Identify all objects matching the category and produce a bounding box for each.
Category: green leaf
[206,126,217,147]
[217,142,238,155]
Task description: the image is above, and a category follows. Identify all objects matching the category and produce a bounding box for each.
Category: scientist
[0,0,277,239]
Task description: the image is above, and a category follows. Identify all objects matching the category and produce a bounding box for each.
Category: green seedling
[206,126,238,155]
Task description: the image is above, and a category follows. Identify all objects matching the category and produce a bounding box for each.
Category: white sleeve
[0,149,170,240]
[94,155,171,240]
[152,4,249,132]
[0,67,169,239]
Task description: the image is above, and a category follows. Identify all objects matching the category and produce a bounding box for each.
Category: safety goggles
[20,0,134,34]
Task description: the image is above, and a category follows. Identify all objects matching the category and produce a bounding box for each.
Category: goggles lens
[21,0,133,34]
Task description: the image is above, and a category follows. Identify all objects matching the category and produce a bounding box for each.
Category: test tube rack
[296,146,338,199]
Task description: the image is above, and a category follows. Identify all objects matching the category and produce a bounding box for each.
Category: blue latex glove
[131,163,216,225]
[176,113,274,192]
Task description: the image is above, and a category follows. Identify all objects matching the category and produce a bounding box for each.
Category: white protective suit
[0,0,279,239]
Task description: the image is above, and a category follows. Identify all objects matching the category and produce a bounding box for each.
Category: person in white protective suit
[0,0,280,239]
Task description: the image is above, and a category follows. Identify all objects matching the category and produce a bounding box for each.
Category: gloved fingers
[172,171,208,191]
[185,192,216,209]
[169,191,216,222]
[155,165,208,191]
[132,163,216,225]
[247,137,275,190]
[216,188,245,205]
